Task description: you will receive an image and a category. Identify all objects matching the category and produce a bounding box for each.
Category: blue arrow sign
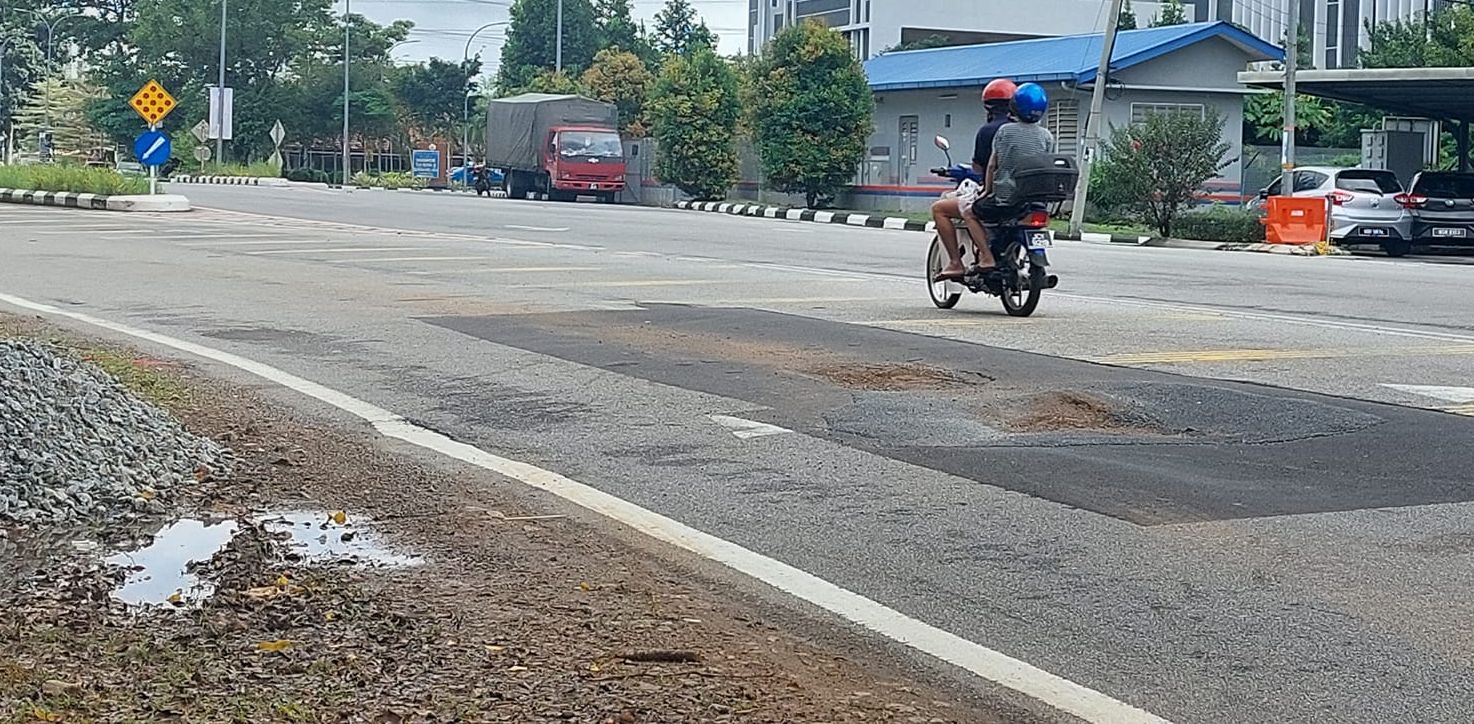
[133,130,171,167]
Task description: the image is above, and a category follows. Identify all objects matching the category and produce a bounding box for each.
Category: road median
[0,313,996,722]
[0,187,190,212]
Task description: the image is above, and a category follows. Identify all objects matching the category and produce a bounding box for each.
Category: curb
[0,188,190,212]
[168,175,290,187]
[1055,230,1156,245]
[675,200,937,232]
[354,186,508,198]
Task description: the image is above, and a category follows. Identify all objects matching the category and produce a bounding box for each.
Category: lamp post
[461,22,506,187]
[342,0,352,187]
[555,0,564,72]
[0,35,18,164]
[23,9,76,149]
[217,0,227,163]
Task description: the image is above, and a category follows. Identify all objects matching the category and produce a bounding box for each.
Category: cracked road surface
[4,186,1474,723]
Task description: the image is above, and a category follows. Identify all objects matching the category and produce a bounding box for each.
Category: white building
[1196,0,1444,68]
[747,0,1175,58]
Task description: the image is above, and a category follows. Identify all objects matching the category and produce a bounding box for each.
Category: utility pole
[0,35,14,165]
[1280,0,1300,195]
[1068,0,1125,237]
[23,10,75,142]
[462,22,507,188]
[342,0,352,187]
[555,0,564,72]
[217,0,228,164]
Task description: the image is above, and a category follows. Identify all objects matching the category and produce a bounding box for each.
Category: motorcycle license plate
[1434,227,1467,237]
[1027,231,1051,249]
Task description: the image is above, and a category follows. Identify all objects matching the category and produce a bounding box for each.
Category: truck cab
[543,126,627,202]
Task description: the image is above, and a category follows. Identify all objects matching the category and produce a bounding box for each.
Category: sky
[339,0,747,74]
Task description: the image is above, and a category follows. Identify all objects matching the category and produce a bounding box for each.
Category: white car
[1250,167,1413,256]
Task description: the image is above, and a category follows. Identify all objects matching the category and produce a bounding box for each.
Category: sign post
[128,80,178,195]
[411,148,440,179]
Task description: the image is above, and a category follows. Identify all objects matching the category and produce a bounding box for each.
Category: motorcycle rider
[976,82,1055,219]
[930,78,1017,280]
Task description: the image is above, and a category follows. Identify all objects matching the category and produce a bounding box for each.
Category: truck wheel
[505,171,525,199]
[599,192,618,204]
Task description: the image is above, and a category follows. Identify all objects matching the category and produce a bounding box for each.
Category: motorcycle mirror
[933,136,951,151]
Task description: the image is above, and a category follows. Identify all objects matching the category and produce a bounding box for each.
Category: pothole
[803,362,992,391]
[1005,391,1153,433]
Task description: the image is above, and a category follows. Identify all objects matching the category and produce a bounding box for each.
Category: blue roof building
[846,22,1282,210]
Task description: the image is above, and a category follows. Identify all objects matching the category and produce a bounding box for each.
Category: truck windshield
[558,132,623,159]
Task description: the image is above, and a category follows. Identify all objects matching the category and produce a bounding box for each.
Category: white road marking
[23,228,154,235]
[180,239,361,247]
[1381,384,1474,403]
[708,414,792,439]
[242,247,422,256]
[405,266,600,275]
[506,224,570,232]
[349,256,499,263]
[0,289,1170,724]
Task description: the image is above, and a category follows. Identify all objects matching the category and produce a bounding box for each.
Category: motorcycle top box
[1012,154,1079,202]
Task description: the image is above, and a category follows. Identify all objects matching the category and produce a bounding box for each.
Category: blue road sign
[133,130,171,167]
[411,149,440,179]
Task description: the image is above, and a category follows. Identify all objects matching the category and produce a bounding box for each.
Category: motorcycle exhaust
[1044,275,1059,289]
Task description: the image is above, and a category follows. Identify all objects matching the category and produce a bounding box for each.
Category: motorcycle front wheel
[926,236,962,309]
[998,242,1042,317]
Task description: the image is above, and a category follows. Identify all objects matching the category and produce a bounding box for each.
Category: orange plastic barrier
[1260,196,1328,244]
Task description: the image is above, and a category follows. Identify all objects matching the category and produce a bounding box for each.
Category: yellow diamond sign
[129,80,177,126]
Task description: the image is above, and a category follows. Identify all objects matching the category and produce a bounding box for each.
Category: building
[845,21,1281,211]
[748,0,1177,58]
[1194,0,1446,68]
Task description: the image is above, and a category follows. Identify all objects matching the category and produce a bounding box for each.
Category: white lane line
[1381,384,1474,403]
[708,414,792,439]
[0,289,1169,724]
[350,256,499,263]
[23,228,155,235]
[180,239,362,247]
[405,266,600,275]
[242,247,423,256]
[506,224,570,232]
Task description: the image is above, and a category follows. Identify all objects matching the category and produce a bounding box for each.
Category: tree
[881,34,952,53]
[1094,109,1231,237]
[1243,92,1330,145]
[1361,5,1474,68]
[748,22,874,208]
[582,48,652,136]
[1152,0,1188,27]
[523,69,585,94]
[12,76,108,159]
[393,57,482,139]
[594,0,655,62]
[652,0,717,57]
[496,0,598,94]
[647,48,739,199]
[1117,3,1139,31]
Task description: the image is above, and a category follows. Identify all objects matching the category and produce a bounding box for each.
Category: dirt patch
[1,313,1025,723]
[1006,391,1145,433]
[804,362,993,392]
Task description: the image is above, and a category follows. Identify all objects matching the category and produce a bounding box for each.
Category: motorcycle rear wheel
[998,242,1042,317]
[926,236,963,309]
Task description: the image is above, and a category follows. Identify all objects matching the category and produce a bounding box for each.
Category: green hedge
[201,161,283,178]
[0,164,150,196]
[350,171,426,190]
[284,167,332,184]
[1172,205,1266,243]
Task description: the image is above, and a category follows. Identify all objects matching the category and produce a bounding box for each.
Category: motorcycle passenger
[930,78,1018,280]
[976,82,1055,221]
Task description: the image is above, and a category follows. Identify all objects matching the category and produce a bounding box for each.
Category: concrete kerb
[674,200,1345,257]
[168,175,290,188]
[0,188,190,212]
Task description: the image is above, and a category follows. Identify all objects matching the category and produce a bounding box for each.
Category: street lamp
[23,8,77,151]
[342,0,352,187]
[217,0,227,163]
[462,22,507,187]
[0,35,20,164]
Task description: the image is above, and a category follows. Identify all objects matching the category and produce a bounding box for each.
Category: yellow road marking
[1100,345,1474,365]
[1444,403,1474,416]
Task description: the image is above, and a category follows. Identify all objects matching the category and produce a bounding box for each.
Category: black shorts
[970,198,1020,224]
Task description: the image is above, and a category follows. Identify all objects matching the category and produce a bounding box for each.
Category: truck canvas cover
[486,94,619,170]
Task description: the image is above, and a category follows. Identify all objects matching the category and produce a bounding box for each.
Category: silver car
[1251,167,1412,255]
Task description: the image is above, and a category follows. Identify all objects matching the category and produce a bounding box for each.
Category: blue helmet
[1012,82,1049,122]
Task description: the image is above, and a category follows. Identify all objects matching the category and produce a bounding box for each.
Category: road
[4,185,1474,723]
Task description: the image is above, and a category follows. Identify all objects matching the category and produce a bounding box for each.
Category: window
[1412,172,1474,198]
[944,113,952,128]
[1336,169,1402,194]
[1130,102,1206,124]
[1293,170,1329,192]
[1265,177,1282,196]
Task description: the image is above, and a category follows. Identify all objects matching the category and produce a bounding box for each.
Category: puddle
[104,512,416,608]
[258,511,420,568]
[106,518,238,607]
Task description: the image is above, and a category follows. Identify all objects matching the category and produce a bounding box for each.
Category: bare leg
[961,212,996,269]
[930,197,967,278]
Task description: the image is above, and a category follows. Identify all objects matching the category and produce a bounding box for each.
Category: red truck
[486,93,627,203]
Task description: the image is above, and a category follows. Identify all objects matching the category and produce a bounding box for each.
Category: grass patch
[350,171,427,190]
[0,164,149,196]
[200,161,283,178]
[77,347,191,407]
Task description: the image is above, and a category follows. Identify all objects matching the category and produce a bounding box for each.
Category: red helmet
[983,78,1018,104]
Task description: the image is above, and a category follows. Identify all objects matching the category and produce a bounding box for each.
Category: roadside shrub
[1172,205,1266,242]
[350,171,427,190]
[1095,110,1232,237]
[285,168,331,184]
[203,161,283,178]
[0,164,149,195]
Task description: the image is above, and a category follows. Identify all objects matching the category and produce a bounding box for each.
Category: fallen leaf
[138,488,157,501]
[256,639,293,653]
[329,510,347,525]
[323,611,338,622]
[578,582,592,592]
[245,586,280,599]
[589,662,602,672]
[485,645,506,653]
[30,707,60,722]
[166,590,183,605]
[275,574,290,587]
[507,665,529,672]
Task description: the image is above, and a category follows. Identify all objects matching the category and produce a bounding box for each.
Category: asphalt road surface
[4,185,1474,723]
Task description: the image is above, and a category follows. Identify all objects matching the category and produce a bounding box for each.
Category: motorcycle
[471,165,493,197]
[924,136,1064,317]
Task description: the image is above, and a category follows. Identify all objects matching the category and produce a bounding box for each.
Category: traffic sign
[411,149,440,179]
[194,146,212,163]
[134,130,171,167]
[270,120,285,147]
[191,120,210,144]
[129,80,177,125]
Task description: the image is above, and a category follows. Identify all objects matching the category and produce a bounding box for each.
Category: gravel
[0,340,231,524]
